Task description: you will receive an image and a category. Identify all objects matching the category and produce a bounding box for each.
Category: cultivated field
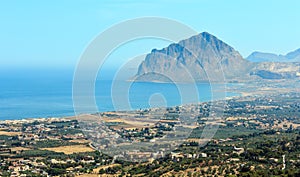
[41,145,94,154]
[0,131,22,136]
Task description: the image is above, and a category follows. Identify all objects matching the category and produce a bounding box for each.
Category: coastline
[0,92,257,123]
[1,79,299,121]
[0,92,239,122]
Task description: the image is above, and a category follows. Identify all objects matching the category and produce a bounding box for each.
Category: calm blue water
[0,70,239,120]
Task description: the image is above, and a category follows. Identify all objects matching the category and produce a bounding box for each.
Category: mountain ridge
[136,32,252,82]
[135,32,300,82]
[247,48,300,62]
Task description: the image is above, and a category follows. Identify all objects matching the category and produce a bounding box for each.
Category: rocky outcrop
[135,32,253,82]
[251,62,300,79]
[134,32,300,82]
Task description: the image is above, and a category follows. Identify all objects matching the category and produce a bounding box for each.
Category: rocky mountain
[250,62,300,79]
[247,48,300,62]
[135,32,253,82]
[134,32,300,82]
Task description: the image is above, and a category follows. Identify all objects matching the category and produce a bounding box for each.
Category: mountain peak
[200,31,217,40]
[186,32,222,44]
[136,32,251,82]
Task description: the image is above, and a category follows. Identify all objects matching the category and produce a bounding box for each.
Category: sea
[0,69,239,120]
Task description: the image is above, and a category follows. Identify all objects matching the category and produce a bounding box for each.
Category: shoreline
[0,93,264,123]
[2,79,299,122]
[0,92,240,122]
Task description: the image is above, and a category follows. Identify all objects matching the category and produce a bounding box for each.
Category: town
[0,92,300,176]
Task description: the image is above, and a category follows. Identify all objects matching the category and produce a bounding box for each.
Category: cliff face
[135,32,253,82]
[134,32,300,82]
[251,62,300,79]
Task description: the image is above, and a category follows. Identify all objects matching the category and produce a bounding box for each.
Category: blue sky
[0,0,300,70]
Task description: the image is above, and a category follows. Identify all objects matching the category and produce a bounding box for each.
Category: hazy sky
[1,0,300,70]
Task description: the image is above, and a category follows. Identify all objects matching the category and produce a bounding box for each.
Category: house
[233,146,244,154]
